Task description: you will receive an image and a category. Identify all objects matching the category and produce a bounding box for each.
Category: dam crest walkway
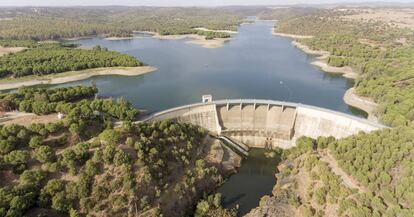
[140,99,386,149]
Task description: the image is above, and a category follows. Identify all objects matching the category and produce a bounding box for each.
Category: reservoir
[59,20,364,215]
[63,21,363,117]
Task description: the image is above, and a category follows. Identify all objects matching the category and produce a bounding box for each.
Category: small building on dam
[142,99,385,149]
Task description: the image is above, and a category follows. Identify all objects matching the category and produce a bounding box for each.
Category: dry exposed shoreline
[310,61,358,79]
[104,36,135,41]
[344,88,379,122]
[0,66,157,91]
[134,31,232,49]
[288,39,360,79]
[272,27,313,39]
[274,31,379,120]
[193,27,238,34]
[291,40,359,79]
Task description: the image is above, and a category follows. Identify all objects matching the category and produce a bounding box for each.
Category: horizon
[0,0,413,7]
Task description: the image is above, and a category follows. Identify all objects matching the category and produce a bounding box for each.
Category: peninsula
[0,66,157,91]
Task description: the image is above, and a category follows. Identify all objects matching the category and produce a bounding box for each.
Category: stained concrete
[141,99,386,149]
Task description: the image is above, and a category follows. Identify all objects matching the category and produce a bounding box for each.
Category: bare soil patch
[0,46,26,56]
[0,112,60,126]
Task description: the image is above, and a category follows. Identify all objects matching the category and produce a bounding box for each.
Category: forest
[265,9,414,214]
[272,131,414,217]
[0,85,232,217]
[274,8,414,127]
[0,43,141,78]
[0,7,242,40]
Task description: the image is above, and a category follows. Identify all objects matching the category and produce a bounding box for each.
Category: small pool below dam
[216,148,282,216]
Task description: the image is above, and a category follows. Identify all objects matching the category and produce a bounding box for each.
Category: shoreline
[103,36,135,41]
[134,31,231,49]
[292,41,359,78]
[193,27,238,34]
[272,27,314,39]
[344,88,379,122]
[0,66,157,91]
[274,31,379,121]
[310,61,359,79]
[291,41,330,58]
[63,36,95,41]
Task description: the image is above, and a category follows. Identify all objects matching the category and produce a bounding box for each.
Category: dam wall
[145,103,221,134]
[142,99,385,149]
[294,106,380,139]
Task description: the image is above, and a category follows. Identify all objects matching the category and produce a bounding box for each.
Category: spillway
[141,99,385,149]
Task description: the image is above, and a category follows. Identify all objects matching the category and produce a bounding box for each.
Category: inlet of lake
[61,20,364,215]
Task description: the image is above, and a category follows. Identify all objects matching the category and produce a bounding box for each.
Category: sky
[0,0,412,7]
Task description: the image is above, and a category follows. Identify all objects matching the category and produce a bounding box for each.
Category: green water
[216,148,282,216]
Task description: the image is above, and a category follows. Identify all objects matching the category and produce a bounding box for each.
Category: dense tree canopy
[328,127,414,216]
[275,9,414,126]
[277,130,414,217]
[0,85,227,216]
[0,7,241,40]
[0,44,141,78]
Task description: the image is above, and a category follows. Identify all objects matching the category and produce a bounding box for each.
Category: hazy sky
[0,0,412,7]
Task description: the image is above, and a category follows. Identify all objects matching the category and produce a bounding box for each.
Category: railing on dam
[141,99,385,128]
[139,99,387,149]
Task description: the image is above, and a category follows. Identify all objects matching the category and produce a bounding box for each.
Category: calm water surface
[217,148,281,216]
[61,21,363,116]
[57,21,365,214]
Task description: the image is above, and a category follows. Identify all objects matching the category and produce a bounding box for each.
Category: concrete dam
[142,99,385,149]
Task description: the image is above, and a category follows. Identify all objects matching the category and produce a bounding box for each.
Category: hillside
[248,131,414,216]
[274,7,414,127]
[0,86,241,217]
[0,7,242,40]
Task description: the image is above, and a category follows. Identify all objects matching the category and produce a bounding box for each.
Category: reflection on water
[216,148,282,216]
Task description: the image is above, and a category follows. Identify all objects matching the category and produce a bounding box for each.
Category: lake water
[64,20,364,117]
[61,20,364,215]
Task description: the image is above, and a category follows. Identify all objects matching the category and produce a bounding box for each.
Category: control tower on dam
[142,99,386,149]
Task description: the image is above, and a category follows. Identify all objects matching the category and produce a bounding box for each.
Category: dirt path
[0,112,60,126]
[318,150,366,192]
